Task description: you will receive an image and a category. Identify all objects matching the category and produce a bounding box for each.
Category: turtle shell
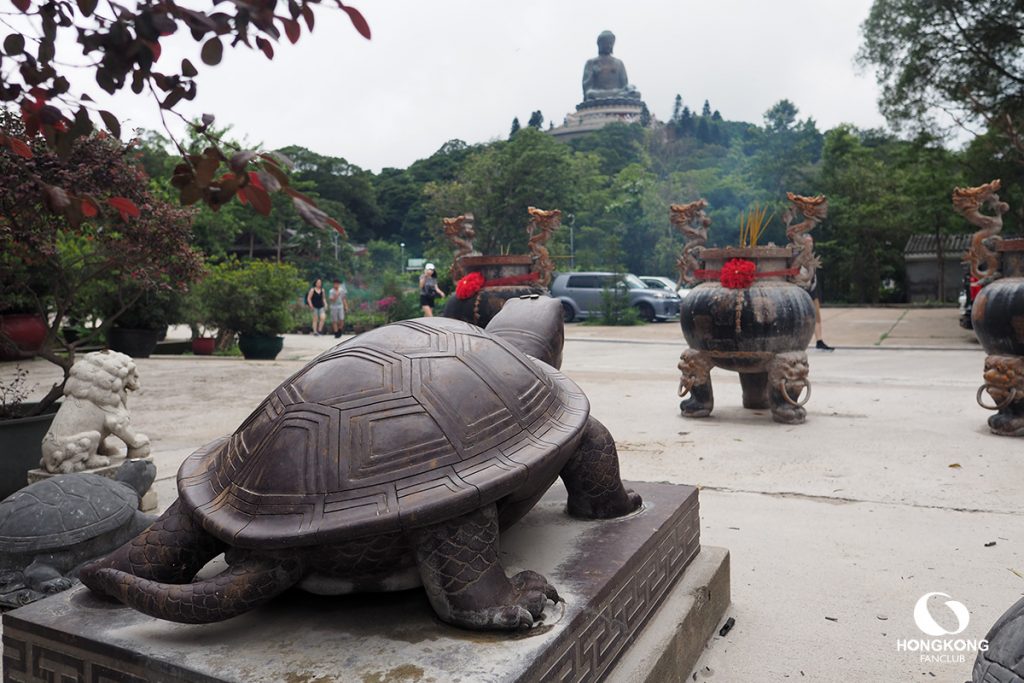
[178,317,589,549]
[0,475,138,554]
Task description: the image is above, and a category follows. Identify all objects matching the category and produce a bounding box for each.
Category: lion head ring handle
[976,384,1018,411]
[778,379,812,407]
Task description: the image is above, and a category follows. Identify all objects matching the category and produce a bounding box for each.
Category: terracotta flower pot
[0,313,48,361]
[191,337,216,355]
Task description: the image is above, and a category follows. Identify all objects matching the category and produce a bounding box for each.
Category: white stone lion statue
[40,350,151,474]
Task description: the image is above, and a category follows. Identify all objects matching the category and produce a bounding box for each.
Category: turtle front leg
[24,559,72,594]
[413,503,559,631]
[561,416,642,519]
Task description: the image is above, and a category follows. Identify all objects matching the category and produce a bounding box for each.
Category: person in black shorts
[306,278,326,336]
[418,263,445,317]
[809,273,833,351]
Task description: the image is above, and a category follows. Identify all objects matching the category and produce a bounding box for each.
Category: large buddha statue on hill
[581,31,641,102]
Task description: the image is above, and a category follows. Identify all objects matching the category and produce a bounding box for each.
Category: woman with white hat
[418,263,445,317]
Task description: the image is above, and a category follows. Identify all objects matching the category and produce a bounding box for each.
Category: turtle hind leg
[79,499,224,585]
[561,416,642,519]
[413,503,559,631]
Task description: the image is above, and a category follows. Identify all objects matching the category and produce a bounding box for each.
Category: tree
[702,100,712,118]
[752,100,823,195]
[527,111,544,129]
[0,111,203,412]
[640,104,651,127]
[672,95,684,122]
[510,117,521,137]
[425,128,590,255]
[0,0,366,235]
[859,0,1024,158]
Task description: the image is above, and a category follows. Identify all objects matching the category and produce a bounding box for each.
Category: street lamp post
[567,214,576,270]
[400,242,405,272]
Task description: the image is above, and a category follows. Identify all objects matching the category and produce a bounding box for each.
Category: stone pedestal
[549,99,648,142]
[1,482,729,683]
[26,456,158,512]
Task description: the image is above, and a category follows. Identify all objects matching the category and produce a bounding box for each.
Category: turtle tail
[85,558,304,624]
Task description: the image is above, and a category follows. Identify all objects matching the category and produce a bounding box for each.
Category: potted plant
[0,111,202,428]
[674,195,821,425]
[0,368,60,499]
[103,286,183,359]
[197,259,303,360]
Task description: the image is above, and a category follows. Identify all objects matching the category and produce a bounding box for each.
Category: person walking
[418,263,445,317]
[328,278,348,338]
[306,278,326,336]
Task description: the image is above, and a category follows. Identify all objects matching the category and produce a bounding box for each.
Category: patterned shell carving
[178,317,589,548]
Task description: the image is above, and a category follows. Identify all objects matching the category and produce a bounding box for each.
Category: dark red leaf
[260,161,289,187]
[181,58,198,78]
[339,4,370,39]
[107,196,140,221]
[229,150,257,173]
[200,37,223,66]
[281,18,300,43]
[42,184,71,212]
[11,0,29,12]
[247,170,265,190]
[80,197,99,217]
[300,4,314,31]
[236,188,248,205]
[76,0,97,16]
[7,136,32,158]
[326,218,346,237]
[243,185,272,215]
[255,36,274,60]
[4,33,25,55]
[143,39,161,61]
[99,110,120,138]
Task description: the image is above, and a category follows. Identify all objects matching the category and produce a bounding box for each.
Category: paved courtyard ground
[2,306,1018,682]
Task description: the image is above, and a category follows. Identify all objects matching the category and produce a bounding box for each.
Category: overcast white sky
[95,0,889,172]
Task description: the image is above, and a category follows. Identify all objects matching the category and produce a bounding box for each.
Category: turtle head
[114,459,157,497]
[485,295,564,369]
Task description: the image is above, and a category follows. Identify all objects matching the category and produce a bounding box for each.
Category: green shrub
[596,284,640,326]
[195,259,304,337]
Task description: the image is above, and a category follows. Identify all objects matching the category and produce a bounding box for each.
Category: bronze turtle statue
[81,297,641,630]
[0,459,155,607]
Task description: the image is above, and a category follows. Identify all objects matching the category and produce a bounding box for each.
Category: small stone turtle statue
[0,459,156,608]
[82,297,642,630]
[973,596,1024,682]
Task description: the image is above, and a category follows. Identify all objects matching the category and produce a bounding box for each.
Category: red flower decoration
[720,259,757,289]
[456,271,485,299]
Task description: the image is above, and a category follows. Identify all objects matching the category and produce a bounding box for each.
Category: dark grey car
[550,272,682,322]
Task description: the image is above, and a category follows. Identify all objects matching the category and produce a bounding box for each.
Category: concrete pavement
[1,307,1017,682]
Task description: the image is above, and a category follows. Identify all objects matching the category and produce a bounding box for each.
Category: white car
[640,275,690,298]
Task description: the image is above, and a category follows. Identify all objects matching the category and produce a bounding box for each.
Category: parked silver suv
[550,272,682,322]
